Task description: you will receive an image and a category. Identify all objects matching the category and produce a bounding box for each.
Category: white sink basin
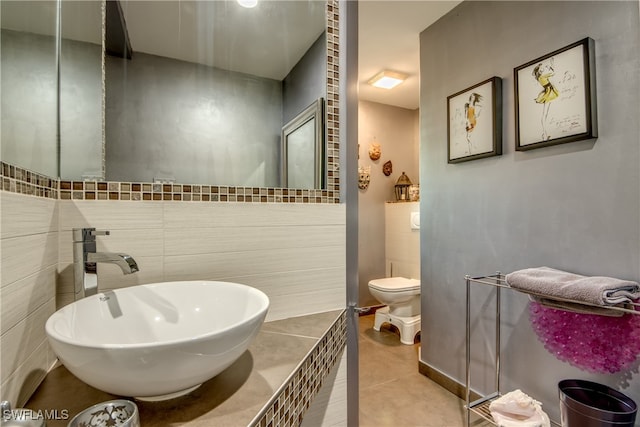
[46,281,269,400]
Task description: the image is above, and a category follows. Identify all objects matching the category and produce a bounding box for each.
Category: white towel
[489,389,551,427]
[505,267,640,306]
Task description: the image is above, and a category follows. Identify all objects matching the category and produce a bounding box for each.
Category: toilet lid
[368,277,420,292]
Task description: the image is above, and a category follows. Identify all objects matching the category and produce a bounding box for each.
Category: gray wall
[1,30,58,177]
[4,29,325,187]
[2,31,103,181]
[283,32,326,125]
[420,0,639,421]
[105,53,283,186]
[358,100,419,307]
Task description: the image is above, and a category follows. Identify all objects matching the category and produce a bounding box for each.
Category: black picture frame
[514,37,597,151]
[447,77,502,164]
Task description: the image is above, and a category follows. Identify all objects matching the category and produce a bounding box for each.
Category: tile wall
[385,202,420,280]
[56,200,346,321]
[1,192,59,406]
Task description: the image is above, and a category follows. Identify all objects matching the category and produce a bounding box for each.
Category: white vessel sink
[46,281,269,400]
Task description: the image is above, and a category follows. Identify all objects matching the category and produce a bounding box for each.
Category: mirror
[1,0,330,191]
[59,1,103,180]
[1,1,103,180]
[104,0,327,188]
[1,0,59,178]
[281,98,324,189]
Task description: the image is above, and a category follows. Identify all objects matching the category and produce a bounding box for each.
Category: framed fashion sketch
[447,77,502,164]
[514,38,597,151]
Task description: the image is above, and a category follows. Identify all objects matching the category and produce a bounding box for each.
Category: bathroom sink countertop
[26,310,343,427]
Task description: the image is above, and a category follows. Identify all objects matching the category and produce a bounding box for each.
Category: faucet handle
[72,228,110,242]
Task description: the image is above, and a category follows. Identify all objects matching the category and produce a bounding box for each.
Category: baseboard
[418,360,481,402]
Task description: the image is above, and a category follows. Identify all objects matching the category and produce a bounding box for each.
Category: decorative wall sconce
[394,172,412,201]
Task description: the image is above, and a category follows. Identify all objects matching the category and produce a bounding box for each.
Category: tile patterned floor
[358,314,490,427]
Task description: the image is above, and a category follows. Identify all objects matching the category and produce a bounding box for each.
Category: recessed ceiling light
[237,0,258,8]
[368,70,407,90]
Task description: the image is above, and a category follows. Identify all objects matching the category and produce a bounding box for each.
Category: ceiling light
[237,0,258,8]
[368,71,407,90]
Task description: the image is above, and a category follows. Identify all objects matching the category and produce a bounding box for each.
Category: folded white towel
[489,389,551,427]
[505,267,640,306]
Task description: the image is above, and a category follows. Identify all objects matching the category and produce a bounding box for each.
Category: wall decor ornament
[358,166,371,190]
[408,184,420,202]
[447,76,502,163]
[514,37,597,150]
[394,172,412,201]
[382,160,392,176]
[368,142,381,160]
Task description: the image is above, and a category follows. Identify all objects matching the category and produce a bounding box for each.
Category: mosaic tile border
[0,0,340,205]
[0,162,337,203]
[57,180,335,203]
[325,0,340,198]
[1,162,59,199]
[250,310,347,427]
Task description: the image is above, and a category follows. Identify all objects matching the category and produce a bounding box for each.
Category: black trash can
[559,379,637,427]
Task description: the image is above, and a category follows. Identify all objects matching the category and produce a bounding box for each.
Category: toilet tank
[385,202,420,280]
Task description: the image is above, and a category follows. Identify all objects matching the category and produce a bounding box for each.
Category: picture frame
[514,37,597,151]
[447,76,502,163]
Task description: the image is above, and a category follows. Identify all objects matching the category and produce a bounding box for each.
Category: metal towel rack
[464,272,640,426]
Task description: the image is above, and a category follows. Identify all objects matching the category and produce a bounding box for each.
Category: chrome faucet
[73,228,139,300]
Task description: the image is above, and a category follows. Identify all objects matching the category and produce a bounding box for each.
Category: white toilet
[368,277,421,345]
[368,202,421,345]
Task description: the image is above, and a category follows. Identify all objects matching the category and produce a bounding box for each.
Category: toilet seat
[368,277,420,292]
